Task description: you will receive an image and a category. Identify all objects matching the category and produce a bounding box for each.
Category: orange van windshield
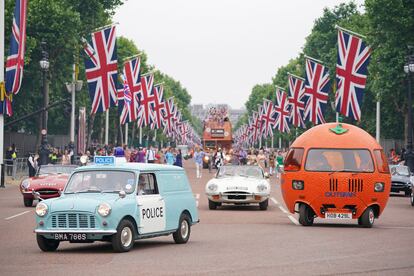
[305,149,374,172]
[284,148,304,171]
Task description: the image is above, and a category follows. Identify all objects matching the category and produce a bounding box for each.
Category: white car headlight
[21,179,30,190]
[35,202,48,217]
[98,203,111,217]
[207,183,218,192]
[257,184,267,192]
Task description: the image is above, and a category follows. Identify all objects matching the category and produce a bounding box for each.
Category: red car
[20,165,77,207]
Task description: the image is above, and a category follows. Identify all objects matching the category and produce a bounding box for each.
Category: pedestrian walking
[146,146,156,163]
[194,147,205,178]
[5,146,14,176]
[276,150,284,179]
[28,153,39,177]
[214,148,224,169]
[61,150,71,165]
[268,151,275,176]
[136,147,146,163]
[174,149,183,167]
[165,148,175,165]
[257,149,266,170]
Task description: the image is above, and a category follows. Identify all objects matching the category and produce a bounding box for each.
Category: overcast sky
[114,0,364,109]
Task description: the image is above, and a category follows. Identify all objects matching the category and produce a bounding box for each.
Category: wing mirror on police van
[118,190,126,199]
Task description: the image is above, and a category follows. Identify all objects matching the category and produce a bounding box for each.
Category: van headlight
[21,179,30,190]
[98,203,111,217]
[374,182,384,192]
[292,180,304,190]
[35,202,48,217]
[257,184,267,192]
[208,183,218,192]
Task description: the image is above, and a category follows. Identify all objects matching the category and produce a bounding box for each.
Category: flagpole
[154,129,157,142]
[125,123,128,145]
[335,25,366,39]
[287,72,305,81]
[139,127,142,145]
[271,135,274,149]
[91,22,119,33]
[304,55,325,64]
[0,0,5,187]
[105,109,109,145]
[278,137,282,149]
[376,100,380,142]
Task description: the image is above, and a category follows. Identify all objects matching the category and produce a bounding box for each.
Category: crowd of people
[204,106,229,126]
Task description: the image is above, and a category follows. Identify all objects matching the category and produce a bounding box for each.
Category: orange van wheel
[298,204,315,226]
[358,207,375,228]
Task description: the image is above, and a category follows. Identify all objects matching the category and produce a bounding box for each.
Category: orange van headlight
[374,182,385,192]
[292,180,304,190]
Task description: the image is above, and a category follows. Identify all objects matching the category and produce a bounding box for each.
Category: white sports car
[205,165,271,210]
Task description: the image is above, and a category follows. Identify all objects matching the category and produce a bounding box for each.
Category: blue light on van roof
[94,156,115,165]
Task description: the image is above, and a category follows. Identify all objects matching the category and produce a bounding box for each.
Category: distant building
[190,104,245,126]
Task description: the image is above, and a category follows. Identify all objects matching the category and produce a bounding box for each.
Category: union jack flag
[251,111,261,143]
[162,97,177,137]
[303,58,330,125]
[137,73,155,128]
[5,0,28,95]
[151,84,166,129]
[119,57,141,124]
[0,94,13,117]
[288,74,306,128]
[274,88,291,133]
[335,29,371,121]
[260,99,276,138]
[83,25,118,114]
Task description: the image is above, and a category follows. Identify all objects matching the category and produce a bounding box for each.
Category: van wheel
[208,199,217,210]
[24,198,33,207]
[358,207,375,228]
[411,191,414,206]
[173,213,191,244]
[112,220,135,252]
[36,234,60,252]
[298,204,314,226]
[259,199,269,210]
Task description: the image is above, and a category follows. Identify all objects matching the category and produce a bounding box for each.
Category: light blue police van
[34,156,199,252]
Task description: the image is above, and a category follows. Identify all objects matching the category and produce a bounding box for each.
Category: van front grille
[51,213,96,229]
[348,179,363,192]
[329,179,338,191]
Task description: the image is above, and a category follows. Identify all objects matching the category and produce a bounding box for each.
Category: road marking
[195,193,200,207]
[4,210,31,221]
[271,197,300,226]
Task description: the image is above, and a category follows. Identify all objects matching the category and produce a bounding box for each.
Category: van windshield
[305,149,374,172]
[65,171,136,194]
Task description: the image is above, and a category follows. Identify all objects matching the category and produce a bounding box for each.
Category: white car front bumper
[206,192,270,204]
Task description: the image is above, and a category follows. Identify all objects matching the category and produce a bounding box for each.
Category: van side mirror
[119,190,126,199]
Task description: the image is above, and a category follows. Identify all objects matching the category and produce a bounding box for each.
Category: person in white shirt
[146,146,156,163]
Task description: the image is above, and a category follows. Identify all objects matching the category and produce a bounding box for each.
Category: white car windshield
[65,171,136,194]
[39,165,77,175]
[392,166,410,176]
[217,166,263,179]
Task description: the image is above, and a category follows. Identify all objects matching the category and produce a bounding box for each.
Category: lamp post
[39,41,50,165]
[404,48,414,172]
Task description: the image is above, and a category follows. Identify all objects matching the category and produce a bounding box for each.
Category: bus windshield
[305,149,374,172]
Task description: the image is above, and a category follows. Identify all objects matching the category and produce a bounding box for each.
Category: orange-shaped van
[281,123,391,227]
